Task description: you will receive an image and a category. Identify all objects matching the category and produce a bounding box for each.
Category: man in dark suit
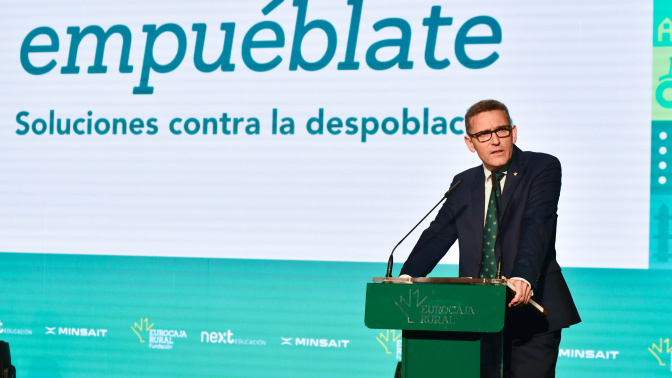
[400,99,581,377]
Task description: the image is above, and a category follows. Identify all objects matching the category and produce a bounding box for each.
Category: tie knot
[494,171,505,183]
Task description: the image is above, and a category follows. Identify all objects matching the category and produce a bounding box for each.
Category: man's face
[464,110,517,171]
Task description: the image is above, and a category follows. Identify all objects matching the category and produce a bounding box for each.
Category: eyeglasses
[467,125,512,143]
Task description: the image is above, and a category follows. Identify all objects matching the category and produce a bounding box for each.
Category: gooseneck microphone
[385,179,464,278]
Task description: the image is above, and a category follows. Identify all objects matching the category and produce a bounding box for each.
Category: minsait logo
[558,348,619,360]
[280,337,350,348]
[201,330,267,346]
[131,317,187,350]
[44,326,106,337]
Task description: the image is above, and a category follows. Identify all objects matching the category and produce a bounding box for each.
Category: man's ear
[465,135,476,152]
[511,125,518,144]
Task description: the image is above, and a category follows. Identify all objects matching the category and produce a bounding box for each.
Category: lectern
[365,277,507,378]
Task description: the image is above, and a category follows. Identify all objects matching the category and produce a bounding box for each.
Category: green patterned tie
[480,171,505,279]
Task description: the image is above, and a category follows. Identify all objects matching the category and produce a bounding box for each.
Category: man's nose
[491,132,500,145]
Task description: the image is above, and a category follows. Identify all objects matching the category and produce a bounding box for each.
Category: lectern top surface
[372,277,507,285]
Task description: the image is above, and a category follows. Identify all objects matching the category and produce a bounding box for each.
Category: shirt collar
[482,158,513,180]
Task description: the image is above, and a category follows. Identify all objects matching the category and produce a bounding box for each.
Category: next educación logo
[19,0,502,94]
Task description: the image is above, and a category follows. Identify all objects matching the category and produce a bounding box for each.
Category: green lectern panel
[403,331,481,377]
[364,283,506,333]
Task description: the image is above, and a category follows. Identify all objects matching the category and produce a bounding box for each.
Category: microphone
[385,179,464,278]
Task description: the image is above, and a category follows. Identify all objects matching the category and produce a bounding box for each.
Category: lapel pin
[513,172,518,176]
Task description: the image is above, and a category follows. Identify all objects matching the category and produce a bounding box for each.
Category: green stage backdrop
[1,254,671,377]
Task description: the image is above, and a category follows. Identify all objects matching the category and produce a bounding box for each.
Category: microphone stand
[385,179,463,278]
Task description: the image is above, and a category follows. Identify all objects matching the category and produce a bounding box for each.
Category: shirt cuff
[509,277,534,296]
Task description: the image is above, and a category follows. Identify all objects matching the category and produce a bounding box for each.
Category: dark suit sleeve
[399,178,460,277]
[510,157,561,291]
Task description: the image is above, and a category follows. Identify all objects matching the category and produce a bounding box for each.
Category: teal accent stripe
[650,121,672,269]
[651,0,672,269]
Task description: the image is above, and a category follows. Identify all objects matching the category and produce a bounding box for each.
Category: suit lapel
[471,167,486,253]
[499,145,525,222]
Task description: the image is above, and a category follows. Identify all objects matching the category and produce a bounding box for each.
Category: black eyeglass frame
[467,125,513,143]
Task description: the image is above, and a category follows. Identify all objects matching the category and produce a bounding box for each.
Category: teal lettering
[431,117,447,134]
[455,16,501,69]
[94,118,111,134]
[337,0,363,70]
[366,18,413,70]
[245,118,260,134]
[146,118,159,135]
[403,108,420,134]
[381,117,399,135]
[220,113,233,135]
[16,111,30,135]
[57,118,71,135]
[307,108,324,135]
[170,118,183,135]
[20,27,59,75]
[345,117,358,135]
[203,117,218,134]
[129,118,145,135]
[133,24,187,95]
[87,111,93,134]
[280,118,294,135]
[450,116,464,134]
[18,7,503,94]
[289,0,337,71]
[193,23,235,72]
[49,109,55,134]
[241,21,284,72]
[361,117,378,142]
[184,118,200,135]
[61,25,133,74]
[33,118,47,135]
[113,118,127,135]
[73,119,85,135]
[327,117,342,135]
[423,6,452,69]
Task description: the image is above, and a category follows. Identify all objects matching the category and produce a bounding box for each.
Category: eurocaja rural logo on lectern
[18,0,503,95]
[395,288,476,326]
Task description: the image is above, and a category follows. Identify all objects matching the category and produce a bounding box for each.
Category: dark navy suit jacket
[400,145,580,336]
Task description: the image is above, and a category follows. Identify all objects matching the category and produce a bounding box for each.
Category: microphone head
[444,179,464,198]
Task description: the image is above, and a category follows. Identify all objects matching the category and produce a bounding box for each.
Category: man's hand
[503,276,532,307]
[398,274,413,283]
